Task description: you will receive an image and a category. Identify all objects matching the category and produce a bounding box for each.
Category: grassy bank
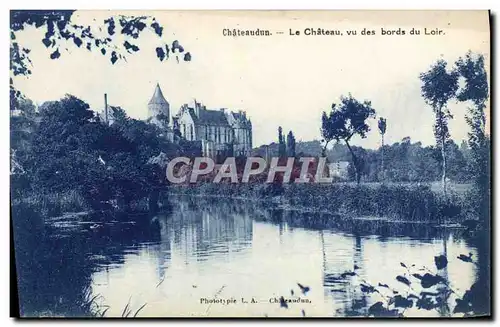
[168,182,475,223]
[10,182,476,223]
[11,189,89,218]
[11,189,156,219]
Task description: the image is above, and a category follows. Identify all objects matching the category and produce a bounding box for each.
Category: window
[189,125,194,140]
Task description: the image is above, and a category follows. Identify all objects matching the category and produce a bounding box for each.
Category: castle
[147,84,252,159]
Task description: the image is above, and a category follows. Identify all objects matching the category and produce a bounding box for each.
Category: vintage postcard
[10,10,491,318]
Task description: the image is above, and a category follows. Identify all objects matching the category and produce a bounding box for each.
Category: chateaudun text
[222,27,445,37]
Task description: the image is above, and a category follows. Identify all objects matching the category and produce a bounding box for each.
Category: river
[12,196,485,317]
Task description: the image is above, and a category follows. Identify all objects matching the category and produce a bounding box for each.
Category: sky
[12,10,490,149]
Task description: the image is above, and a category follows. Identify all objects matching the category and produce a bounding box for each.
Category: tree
[455,51,490,316]
[320,105,336,158]
[30,96,106,195]
[455,52,489,187]
[286,131,296,157]
[22,94,178,210]
[10,10,191,109]
[419,59,459,196]
[455,52,490,211]
[321,94,376,184]
[278,126,286,158]
[10,10,190,76]
[445,140,469,182]
[378,117,387,181]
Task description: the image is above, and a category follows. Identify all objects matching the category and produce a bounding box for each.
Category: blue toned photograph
[10,10,491,318]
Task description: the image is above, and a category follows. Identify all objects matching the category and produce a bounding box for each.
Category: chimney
[104,93,108,124]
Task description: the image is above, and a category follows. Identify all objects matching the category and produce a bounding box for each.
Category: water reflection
[12,196,484,317]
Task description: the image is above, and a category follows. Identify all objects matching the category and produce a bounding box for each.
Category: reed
[12,189,88,217]
[169,182,470,223]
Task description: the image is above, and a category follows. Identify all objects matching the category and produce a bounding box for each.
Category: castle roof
[148,83,169,106]
[197,108,230,126]
[178,101,251,127]
[184,107,229,126]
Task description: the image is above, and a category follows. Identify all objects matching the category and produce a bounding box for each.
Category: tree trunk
[441,137,447,197]
[345,141,360,184]
[381,134,385,182]
[321,141,330,158]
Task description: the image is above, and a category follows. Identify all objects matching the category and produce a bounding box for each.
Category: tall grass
[12,189,88,217]
[169,183,470,223]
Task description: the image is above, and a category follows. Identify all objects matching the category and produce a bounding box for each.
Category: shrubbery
[11,95,183,213]
[169,182,471,223]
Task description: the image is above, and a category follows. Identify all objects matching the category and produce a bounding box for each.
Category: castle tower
[148,83,170,125]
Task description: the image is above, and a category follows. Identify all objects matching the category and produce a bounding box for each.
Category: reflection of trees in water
[435,235,450,316]
[150,212,172,282]
[314,214,478,317]
[13,196,489,317]
[200,199,477,317]
[462,229,490,315]
[476,231,490,315]
[325,228,484,317]
[244,204,449,239]
[322,233,368,317]
[12,205,163,316]
[156,197,254,264]
[346,235,369,315]
[13,197,255,316]
[12,205,97,316]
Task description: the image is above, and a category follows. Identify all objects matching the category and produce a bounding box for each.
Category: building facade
[328,161,350,179]
[147,84,252,158]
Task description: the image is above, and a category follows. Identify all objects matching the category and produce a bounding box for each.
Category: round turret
[148,83,170,124]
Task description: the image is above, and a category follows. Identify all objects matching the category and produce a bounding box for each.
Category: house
[328,161,350,179]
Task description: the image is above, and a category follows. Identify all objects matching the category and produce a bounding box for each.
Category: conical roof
[148,83,169,105]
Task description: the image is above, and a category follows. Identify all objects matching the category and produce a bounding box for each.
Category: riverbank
[11,182,476,224]
[167,182,475,224]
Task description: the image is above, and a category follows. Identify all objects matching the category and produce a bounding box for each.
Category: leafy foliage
[455,52,490,225]
[11,94,181,211]
[455,52,489,107]
[419,59,459,195]
[378,117,387,136]
[420,60,459,114]
[336,256,482,317]
[320,94,376,183]
[277,126,286,158]
[10,10,191,77]
[255,138,471,183]
[286,131,296,157]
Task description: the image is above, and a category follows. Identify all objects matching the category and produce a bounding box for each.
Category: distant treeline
[253,138,477,183]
